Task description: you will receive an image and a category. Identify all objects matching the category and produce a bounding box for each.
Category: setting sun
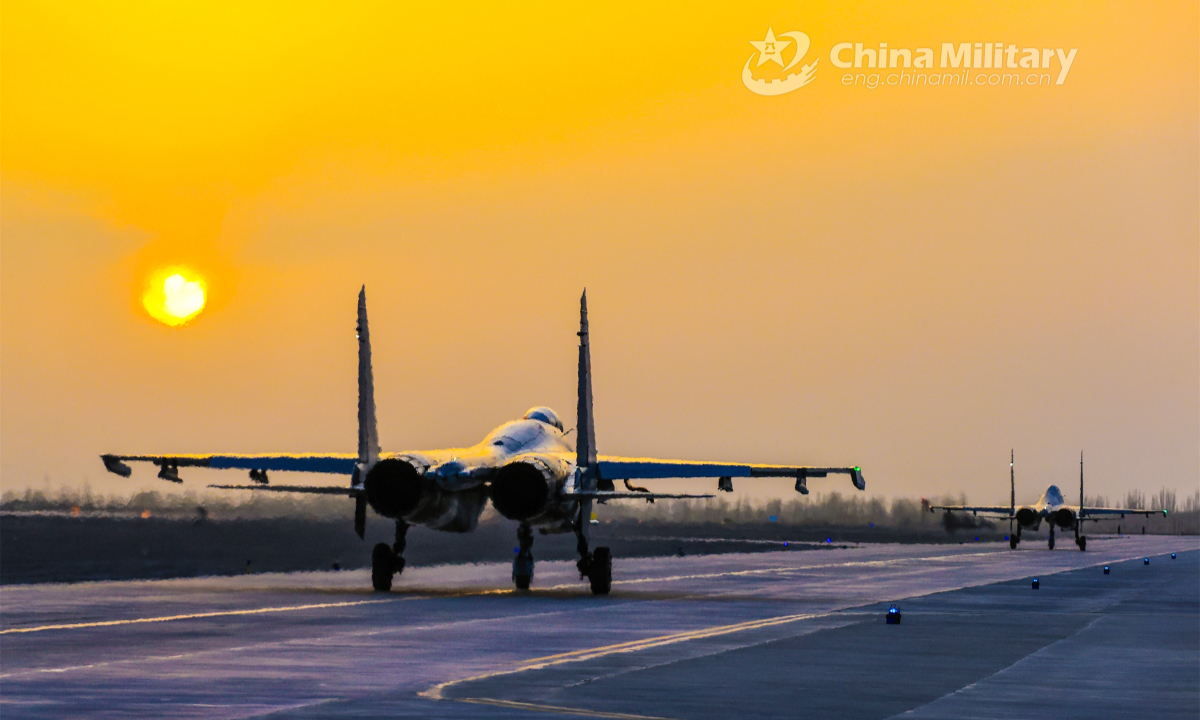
[142,268,207,326]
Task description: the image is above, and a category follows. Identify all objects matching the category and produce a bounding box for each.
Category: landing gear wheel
[1009,535,1019,550]
[513,550,534,591]
[513,523,535,591]
[1077,536,1086,552]
[1048,534,1055,551]
[371,543,395,592]
[588,547,612,595]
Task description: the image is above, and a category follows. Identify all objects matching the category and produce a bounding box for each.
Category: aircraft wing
[562,490,714,500]
[101,453,357,480]
[926,503,1013,517]
[596,456,865,491]
[1080,506,1167,518]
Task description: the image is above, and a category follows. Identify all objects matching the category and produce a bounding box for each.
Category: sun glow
[143,268,207,326]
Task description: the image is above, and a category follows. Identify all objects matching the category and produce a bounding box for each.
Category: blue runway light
[783,542,788,547]
[826,537,832,544]
[1103,566,1110,575]
[1031,578,1040,589]
[974,536,979,542]
[886,604,901,624]
[869,523,875,528]
[1171,553,1176,559]
[1144,558,1150,565]
[1004,535,1009,541]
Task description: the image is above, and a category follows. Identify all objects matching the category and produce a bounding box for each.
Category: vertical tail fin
[575,290,598,541]
[1079,451,1084,517]
[352,286,378,538]
[1009,449,1015,535]
[1010,449,1015,515]
[357,286,380,466]
[576,290,597,475]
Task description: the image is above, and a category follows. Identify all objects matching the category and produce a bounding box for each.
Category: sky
[2,1,1197,507]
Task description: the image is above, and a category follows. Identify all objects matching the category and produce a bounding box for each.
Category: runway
[1,535,1195,719]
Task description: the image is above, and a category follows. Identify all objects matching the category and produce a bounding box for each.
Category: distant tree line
[3,485,1197,534]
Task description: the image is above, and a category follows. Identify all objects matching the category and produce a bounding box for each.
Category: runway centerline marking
[0,598,401,635]
[462,697,676,719]
[421,610,826,701]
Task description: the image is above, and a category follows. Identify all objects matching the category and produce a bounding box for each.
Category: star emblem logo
[750,28,791,67]
[741,27,819,96]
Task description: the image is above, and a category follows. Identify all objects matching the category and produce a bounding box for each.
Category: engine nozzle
[363,458,425,519]
[491,461,553,521]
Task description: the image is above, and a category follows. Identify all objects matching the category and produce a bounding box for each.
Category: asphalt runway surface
[2,536,1196,719]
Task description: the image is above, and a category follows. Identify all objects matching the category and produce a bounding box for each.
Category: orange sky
[2,1,1197,505]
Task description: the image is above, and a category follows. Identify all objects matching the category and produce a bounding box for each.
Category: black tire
[371,543,394,592]
[1077,536,1086,552]
[1048,535,1055,551]
[589,547,612,596]
[1009,535,1018,550]
[514,574,532,591]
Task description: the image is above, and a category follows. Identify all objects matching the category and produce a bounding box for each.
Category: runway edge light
[1171,553,1176,559]
[1031,578,1040,589]
[1103,565,1110,575]
[886,604,901,624]
[1144,558,1150,565]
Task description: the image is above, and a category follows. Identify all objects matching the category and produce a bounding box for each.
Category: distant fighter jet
[927,451,1165,551]
[102,289,866,594]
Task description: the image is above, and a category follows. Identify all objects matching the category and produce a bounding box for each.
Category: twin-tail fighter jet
[927,451,1165,551]
[102,289,866,594]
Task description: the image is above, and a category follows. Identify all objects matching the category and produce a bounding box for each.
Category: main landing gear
[573,519,611,596]
[1048,525,1055,550]
[1074,522,1087,552]
[1009,527,1020,550]
[513,523,534,590]
[372,520,408,592]
[508,520,612,595]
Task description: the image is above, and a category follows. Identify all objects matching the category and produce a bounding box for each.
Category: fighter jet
[102,289,866,594]
[927,451,1165,551]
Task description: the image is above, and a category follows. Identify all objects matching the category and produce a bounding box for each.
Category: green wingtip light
[854,467,860,472]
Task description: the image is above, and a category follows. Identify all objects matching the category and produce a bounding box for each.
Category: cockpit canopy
[523,406,563,432]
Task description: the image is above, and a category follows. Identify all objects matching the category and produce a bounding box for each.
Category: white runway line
[462,697,676,719]
[0,598,401,635]
[420,611,824,700]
